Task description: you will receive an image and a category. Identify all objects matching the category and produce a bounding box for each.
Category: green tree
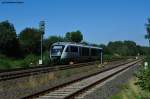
[140,46,150,55]
[124,40,138,56]
[99,44,111,55]
[65,30,83,43]
[145,18,150,46]
[81,41,89,45]
[65,32,71,41]
[19,28,41,54]
[0,20,21,57]
[107,41,139,56]
[107,41,124,55]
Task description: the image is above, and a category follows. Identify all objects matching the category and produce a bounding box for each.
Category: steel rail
[0,59,132,81]
[0,61,100,81]
[24,59,142,99]
[67,60,142,99]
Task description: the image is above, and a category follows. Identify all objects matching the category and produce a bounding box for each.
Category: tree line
[0,20,83,58]
[0,20,149,59]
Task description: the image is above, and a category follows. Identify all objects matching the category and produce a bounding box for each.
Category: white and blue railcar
[50,42,103,64]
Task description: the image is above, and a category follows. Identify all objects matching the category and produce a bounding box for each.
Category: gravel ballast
[82,62,141,99]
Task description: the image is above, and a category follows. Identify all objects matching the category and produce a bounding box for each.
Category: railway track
[24,59,142,99]
[0,61,102,81]
[0,59,133,81]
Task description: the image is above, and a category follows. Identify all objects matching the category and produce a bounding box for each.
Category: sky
[0,0,149,46]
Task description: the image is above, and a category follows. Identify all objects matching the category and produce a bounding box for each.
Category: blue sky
[0,0,149,46]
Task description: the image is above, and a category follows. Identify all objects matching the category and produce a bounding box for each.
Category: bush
[103,54,123,62]
[0,59,11,69]
[23,54,40,67]
[135,56,150,92]
[0,54,40,70]
[43,51,51,65]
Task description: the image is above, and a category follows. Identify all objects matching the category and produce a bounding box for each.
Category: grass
[110,77,150,99]
[0,55,35,69]
[55,63,102,79]
[0,52,51,70]
[103,55,132,62]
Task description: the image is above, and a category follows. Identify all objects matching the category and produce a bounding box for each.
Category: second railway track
[25,59,142,99]
[0,59,134,81]
[0,61,101,81]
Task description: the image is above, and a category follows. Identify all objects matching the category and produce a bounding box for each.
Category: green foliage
[99,44,111,55]
[110,78,150,99]
[65,32,71,41]
[124,41,138,56]
[23,54,40,67]
[103,55,123,62]
[135,56,150,92]
[137,46,150,55]
[43,51,51,65]
[0,59,12,69]
[19,28,41,54]
[0,20,21,57]
[0,55,24,69]
[81,41,89,45]
[135,18,150,92]
[65,30,83,43]
[106,40,143,56]
[0,54,42,70]
[107,41,124,55]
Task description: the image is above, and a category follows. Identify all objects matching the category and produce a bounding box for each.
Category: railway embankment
[0,59,133,99]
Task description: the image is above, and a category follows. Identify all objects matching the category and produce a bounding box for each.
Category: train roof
[52,42,102,50]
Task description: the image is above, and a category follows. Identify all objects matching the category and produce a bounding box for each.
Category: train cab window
[51,45,64,54]
[70,46,78,52]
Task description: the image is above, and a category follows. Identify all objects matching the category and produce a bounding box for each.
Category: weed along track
[0,61,100,81]
[25,59,142,99]
[0,59,132,81]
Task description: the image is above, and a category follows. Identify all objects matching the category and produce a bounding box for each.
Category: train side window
[86,48,90,56]
[91,48,97,56]
[79,47,82,56]
[82,47,89,56]
[70,46,78,52]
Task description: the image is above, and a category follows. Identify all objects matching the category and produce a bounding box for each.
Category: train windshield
[51,45,64,55]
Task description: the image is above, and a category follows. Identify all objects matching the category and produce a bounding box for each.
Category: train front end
[50,44,65,63]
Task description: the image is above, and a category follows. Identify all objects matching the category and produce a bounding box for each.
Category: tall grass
[110,77,150,99]
[103,54,127,62]
[0,52,51,70]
